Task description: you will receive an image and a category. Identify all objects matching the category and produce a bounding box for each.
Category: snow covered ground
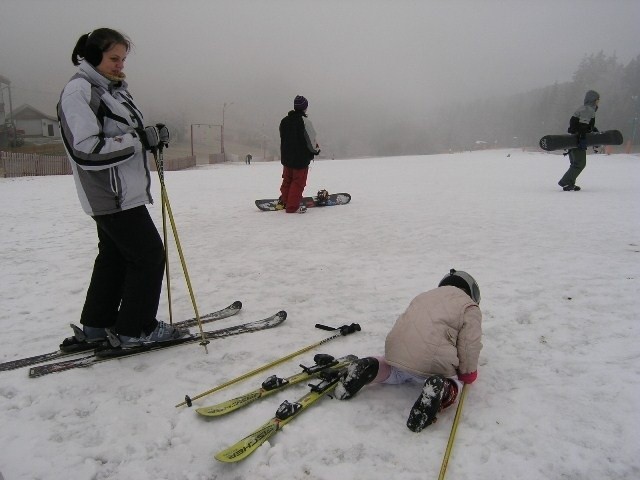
[0,150,638,480]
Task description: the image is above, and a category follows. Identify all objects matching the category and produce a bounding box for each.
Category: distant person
[335,269,482,432]
[57,28,186,351]
[246,153,252,165]
[276,95,320,213]
[558,90,600,191]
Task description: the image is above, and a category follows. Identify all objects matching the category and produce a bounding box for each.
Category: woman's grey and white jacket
[58,60,152,216]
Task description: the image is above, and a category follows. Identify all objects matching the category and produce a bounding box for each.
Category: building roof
[10,104,57,122]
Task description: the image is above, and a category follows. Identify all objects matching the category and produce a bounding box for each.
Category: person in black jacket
[558,90,600,191]
[277,95,320,213]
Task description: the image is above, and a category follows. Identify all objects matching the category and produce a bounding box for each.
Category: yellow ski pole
[152,148,208,352]
[160,175,173,325]
[175,323,361,407]
[153,148,174,324]
[438,383,468,480]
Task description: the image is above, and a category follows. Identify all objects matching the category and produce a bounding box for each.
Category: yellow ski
[215,369,345,463]
[197,354,356,417]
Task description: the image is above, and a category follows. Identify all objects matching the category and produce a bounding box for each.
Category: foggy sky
[1,0,639,152]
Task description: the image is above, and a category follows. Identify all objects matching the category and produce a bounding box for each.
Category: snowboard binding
[316,189,329,206]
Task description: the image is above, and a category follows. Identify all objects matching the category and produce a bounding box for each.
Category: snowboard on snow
[539,129,623,152]
[255,193,351,211]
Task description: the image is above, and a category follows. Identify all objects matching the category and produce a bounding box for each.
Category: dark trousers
[80,206,165,337]
[280,166,309,213]
[559,148,587,186]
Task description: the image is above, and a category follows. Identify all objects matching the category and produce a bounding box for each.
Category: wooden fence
[0,151,196,178]
[0,152,70,177]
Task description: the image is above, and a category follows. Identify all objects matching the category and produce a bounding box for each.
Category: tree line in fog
[350,52,640,157]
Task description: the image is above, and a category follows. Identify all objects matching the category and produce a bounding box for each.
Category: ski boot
[406,375,458,432]
[335,357,379,400]
[106,321,188,349]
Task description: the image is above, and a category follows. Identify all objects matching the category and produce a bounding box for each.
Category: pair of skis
[0,301,289,378]
[196,353,358,463]
[29,310,287,378]
[0,301,243,373]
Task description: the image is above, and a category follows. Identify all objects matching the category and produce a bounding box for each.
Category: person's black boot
[334,357,379,400]
[406,374,446,432]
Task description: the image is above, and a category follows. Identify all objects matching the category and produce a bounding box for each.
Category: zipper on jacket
[110,167,122,209]
[122,96,152,203]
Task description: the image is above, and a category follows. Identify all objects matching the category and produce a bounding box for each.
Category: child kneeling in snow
[335,269,482,432]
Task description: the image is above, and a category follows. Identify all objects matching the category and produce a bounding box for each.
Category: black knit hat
[294,95,308,111]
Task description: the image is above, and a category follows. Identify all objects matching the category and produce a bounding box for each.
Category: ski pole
[438,383,469,480]
[151,148,208,353]
[175,322,361,408]
[156,149,174,325]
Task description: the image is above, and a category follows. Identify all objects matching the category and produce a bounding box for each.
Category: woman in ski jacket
[558,90,600,191]
[57,28,184,347]
[335,269,482,432]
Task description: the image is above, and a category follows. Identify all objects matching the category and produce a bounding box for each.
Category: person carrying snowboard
[558,90,600,191]
[335,269,482,432]
[276,95,321,213]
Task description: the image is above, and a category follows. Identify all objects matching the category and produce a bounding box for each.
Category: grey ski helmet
[438,268,481,304]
